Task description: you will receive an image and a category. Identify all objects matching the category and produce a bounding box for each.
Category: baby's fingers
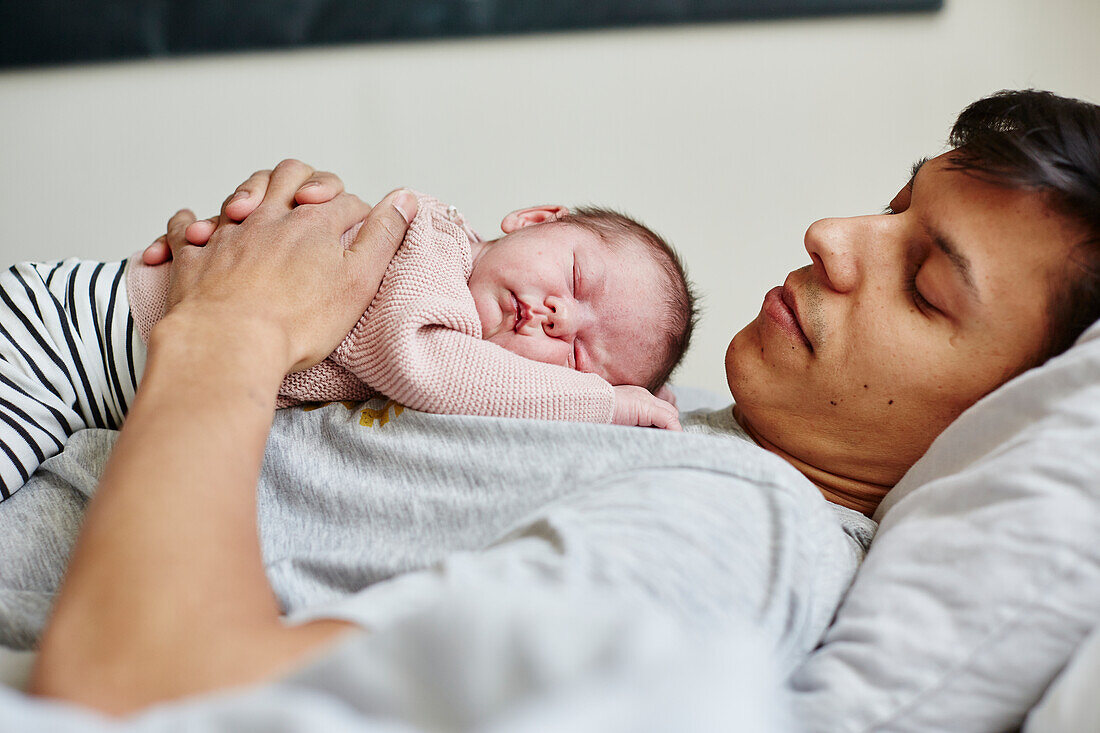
[654,385,677,408]
[634,389,681,431]
[612,385,681,431]
[651,398,683,432]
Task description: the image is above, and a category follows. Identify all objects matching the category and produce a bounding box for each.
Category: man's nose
[803,216,876,294]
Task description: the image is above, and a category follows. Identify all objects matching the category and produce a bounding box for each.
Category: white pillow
[1025,620,1100,732]
[789,320,1100,732]
[669,385,730,413]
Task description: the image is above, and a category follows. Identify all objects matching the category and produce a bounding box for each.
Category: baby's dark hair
[555,207,698,392]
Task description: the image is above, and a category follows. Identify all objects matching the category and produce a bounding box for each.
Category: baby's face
[468,221,667,387]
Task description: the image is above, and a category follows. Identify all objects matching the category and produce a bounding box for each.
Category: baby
[0,194,696,501]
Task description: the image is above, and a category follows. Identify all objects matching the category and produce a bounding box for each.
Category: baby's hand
[612,385,682,431]
[654,384,677,408]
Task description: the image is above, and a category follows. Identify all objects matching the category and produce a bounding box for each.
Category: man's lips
[781,286,808,340]
[763,285,812,349]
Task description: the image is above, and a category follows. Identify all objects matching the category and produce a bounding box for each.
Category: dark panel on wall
[0,0,943,69]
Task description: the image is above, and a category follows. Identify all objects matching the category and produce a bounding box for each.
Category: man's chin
[724,322,763,394]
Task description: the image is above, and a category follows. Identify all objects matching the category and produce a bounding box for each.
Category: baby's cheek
[498,337,534,360]
[494,335,565,368]
[486,333,524,358]
[472,299,495,337]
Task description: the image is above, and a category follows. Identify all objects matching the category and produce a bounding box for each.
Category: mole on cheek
[888,399,894,405]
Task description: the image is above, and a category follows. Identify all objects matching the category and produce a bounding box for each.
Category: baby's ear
[500,205,570,234]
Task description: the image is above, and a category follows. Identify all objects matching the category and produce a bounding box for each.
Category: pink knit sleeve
[125,254,170,345]
[377,326,616,423]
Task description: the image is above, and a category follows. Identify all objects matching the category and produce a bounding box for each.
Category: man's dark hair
[557,208,698,392]
[947,89,1100,363]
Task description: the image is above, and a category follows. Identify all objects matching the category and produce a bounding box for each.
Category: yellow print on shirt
[359,400,405,428]
[301,399,406,428]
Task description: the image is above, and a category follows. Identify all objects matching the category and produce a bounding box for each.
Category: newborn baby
[0,194,695,500]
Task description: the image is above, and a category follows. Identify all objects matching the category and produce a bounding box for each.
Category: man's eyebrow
[925,222,981,304]
[908,156,981,303]
[907,156,930,188]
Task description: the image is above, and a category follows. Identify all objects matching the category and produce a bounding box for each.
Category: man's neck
[732,406,891,517]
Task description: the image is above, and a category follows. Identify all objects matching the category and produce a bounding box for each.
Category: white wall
[1,0,1097,393]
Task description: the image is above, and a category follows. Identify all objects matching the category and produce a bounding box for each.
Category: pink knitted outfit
[126,195,615,422]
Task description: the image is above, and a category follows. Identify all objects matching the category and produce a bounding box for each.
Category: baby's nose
[543,298,575,337]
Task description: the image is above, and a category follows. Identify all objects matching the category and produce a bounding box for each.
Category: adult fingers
[144,212,216,266]
[298,193,373,237]
[165,209,199,260]
[343,189,415,299]
[142,237,170,266]
[348,189,416,257]
[221,169,272,221]
[185,218,217,245]
[294,171,346,206]
[259,159,317,212]
[221,165,346,221]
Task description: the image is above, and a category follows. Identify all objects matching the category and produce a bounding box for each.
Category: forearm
[30,311,351,713]
[29,163,410,714]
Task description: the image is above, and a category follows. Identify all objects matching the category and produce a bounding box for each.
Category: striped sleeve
[0,258,141,500]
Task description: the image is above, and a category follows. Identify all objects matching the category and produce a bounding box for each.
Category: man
[727,89,1100,514]
[17,89,1100,721]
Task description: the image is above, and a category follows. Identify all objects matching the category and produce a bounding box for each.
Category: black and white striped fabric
[0,258,142,500]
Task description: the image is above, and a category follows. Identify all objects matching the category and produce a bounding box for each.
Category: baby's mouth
[511,292,529,333]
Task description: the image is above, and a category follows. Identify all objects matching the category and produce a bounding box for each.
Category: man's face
[725,152,1083,486]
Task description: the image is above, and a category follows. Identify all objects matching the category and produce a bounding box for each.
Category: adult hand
[612,385,682,431]
[31,161,417,714]
[141,167,348,265]
[155,159,416,375]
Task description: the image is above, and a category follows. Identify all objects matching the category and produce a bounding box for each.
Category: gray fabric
[0,402,871,656]
[279,581,794,733]
[0,582,793,731]
[0,401,870,728]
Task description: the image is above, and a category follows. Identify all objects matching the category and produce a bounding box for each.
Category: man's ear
[500,205,570,234]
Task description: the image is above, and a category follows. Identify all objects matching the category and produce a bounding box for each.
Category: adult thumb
[349,188,417,260]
